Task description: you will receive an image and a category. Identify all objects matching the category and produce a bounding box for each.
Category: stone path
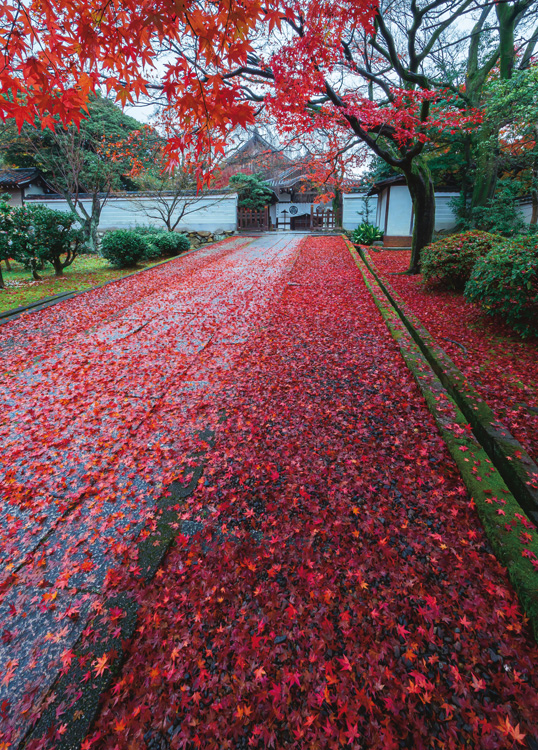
[2,234,538,749]
[0,235,304,744]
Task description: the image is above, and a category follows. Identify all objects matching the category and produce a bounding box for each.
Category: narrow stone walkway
[2,235,538,748]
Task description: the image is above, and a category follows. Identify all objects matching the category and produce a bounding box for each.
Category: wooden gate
[310,207,339,230]
[238,206,269,231]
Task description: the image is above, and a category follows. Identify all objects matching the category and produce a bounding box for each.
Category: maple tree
[0,0,266,178]
[0,0,489,272]
[159,0,484,271]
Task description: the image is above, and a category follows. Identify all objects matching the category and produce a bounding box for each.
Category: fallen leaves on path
[86,238,538,749]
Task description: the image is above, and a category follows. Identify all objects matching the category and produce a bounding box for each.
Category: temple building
[220,131,336,230]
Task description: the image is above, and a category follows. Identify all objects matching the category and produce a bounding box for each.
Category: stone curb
[347,241,538,642]
[356,245,538,526]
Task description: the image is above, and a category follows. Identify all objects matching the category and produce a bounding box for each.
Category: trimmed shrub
[464,237,538,338]
[142,239,163,260]
[26,205,82,277]
[7,204,82,279]
[146,232,190,257]
[421,230,503,289]
[133,225,167,236]
[101,230,147,268]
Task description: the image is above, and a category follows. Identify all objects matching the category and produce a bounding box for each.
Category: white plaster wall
[519,200,533,224]
[26,194,239,232]
[377,193,386,231]
[385,186,414,236]
[341,194,379,230]
[433,193,458,232]
[362,188,458,237]
[25,183,47,196]
[276,202,313,218]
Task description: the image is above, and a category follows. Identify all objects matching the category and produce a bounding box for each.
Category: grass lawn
[0,255,165,314]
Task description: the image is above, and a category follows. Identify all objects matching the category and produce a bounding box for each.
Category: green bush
[145,232,190,257]
[7,205,82,279]
[351,222,384,246]
[142,239,163,261]
[421,230,502,289]
[133,225,167,236]
[27,206,82,277]
[229,173,273,210]
[101,230,147,268]
[464,237,538,338]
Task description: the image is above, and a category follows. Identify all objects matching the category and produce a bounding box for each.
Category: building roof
[267,164,310,189]
[367,175,406,195]
[25,188,237,201]
[231,131,288,162]
[0,167,42,189]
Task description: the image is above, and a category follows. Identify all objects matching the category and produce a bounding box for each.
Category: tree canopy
[2,0,538,268]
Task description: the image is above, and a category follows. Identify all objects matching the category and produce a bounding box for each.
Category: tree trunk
[0,262,4,289]
[496,3,516,80]
[403,161,435,274]
[82,212,101,254]
[4,258,11,271]
[70,192,101,253]
[53,259,64,276]
[332,187,342,222]
[471,119,501,209]
[470,4,517,211]
[530,126,538,226]
[30,258,42,281]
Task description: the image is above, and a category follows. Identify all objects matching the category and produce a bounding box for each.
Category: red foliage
[371,251,538,463]
[0,0,482,187]
[79,237,538,749]
[0,235,262,742]
[0,0,267,183]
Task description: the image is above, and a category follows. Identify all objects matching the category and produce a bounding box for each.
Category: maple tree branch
[322,79,402,169]
[416,0,476,66]
[221,66,274,81]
